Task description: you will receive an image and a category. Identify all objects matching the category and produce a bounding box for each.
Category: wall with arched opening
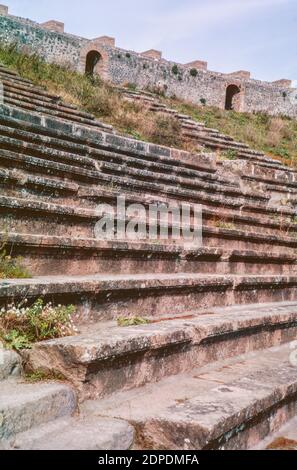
[225,84,244,111]
[85,50,102,76]
[78,43,109,79]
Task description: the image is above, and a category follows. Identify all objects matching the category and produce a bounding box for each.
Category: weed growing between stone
[24,369,66,383]
[117,316,149,327]
[0,299,77,350]
[0,236,31,279]
[0,251,31,279]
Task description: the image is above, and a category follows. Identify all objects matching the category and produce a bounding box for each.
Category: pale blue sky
[3,0,297,82]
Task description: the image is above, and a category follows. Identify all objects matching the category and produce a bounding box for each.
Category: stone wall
[0,5,296,117]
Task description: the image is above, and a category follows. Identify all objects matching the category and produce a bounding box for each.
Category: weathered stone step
[3,86,96,121]
[0,123,235,187]
[24,302,297,402]
[0,108,216,173]
[0,148,268,208]
[2,195,297,253]
[0,379,76,440]
[3,95,110,131]
[0,167,79,200]
[2,232,296,276]
[4,416,134,450]
[117,86,291,175]
[0,75,67,106]
[2,161,295,239]
[0,348,21,381]
[253,415,297,450]
[0,68,94,111]
[81,342,297,450]
[2,274,297,324]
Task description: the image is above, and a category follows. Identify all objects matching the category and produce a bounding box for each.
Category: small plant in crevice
[126,82,137,91]
[172,64,179,75]
[117,316,149,327]
[0,235,31,279]
[0,299,77,351]
[200,98,206,106]
[215,221,236,230]
[190,68,198,77]
[25,369,66,383]
[219,149,238,161]
[126,53,131,59]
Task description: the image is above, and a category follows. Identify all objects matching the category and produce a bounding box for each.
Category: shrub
[126,82,137,91]
[172,64,179,75]
[126,53,131,59]
[200,98,206,105]
[190,68,198,77]
[0,299,77,350]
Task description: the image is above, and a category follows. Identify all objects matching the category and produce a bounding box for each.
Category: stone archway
[78,43,109,80]
[85,50,102,76]
[225,84,242,111]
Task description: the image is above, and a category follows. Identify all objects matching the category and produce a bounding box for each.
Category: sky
[3,0,297,83]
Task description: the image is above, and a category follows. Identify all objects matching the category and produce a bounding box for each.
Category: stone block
[141,49,162,60]
[186,60,208,70]
[93,36,115,47]
[0,4,8,15]
[272,79,292,88]
[41,20,65,33]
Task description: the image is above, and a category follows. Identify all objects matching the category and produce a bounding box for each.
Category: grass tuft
[117,316,149,327]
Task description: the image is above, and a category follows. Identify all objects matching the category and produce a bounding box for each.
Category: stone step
[3,86,96,121]
[116,85,291,175]
[0,348,21,381]
[0,123,235,187]
[0,164,287,228]
[4,416,134,450]
[2,195,297,254]
[253,415,297,450]
[23,301,297,401]
[3,96,110,132]
[2,232,296,276]
[0,379,77,440]
[2,274,297,324]
[0,69,63,96]
[0,147,268,208]
[81,342,297,449]
[219,159,297,188]
[2,162,295,238]
[0,108,216,174]
[0,68,97,113]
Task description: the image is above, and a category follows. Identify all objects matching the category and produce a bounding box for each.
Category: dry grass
[166,98,297,167]
[1,44,296,166]
[0,44,187,150]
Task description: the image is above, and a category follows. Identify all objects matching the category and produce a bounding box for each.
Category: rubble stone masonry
[0,5,296,117]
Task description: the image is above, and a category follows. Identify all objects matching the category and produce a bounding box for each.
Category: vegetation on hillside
[0,44,186,150]
[0,44,296,166]
[167,99,297,167]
